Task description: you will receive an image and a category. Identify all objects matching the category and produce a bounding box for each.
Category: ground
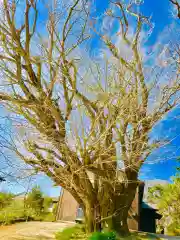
[136,232,180,240]
[0,221,74,240]
[0,222,180,240]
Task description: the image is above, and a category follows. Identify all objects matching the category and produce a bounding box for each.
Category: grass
[56,225,89,240]
[55,225,162,240]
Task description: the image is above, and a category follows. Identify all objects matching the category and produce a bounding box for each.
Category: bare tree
[170,0,180,18]
[0,0,179,235]
[169,0,180,74]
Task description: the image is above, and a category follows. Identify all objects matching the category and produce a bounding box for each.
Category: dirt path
[0,221,74,240]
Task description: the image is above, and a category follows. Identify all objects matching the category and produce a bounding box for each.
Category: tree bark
[100,194,130,236]
[99,180,138,236]
[82,200,132,235]
[84,205,94,233]
[84,200,102,233]
[111,206,129,236]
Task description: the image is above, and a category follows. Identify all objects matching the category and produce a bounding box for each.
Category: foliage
[0,200,34,225]
[0,197,56,225]
[56,226,160,240]
[42,212,56,222]
[0,0,179,235]
[148,185,164,202]
[55,225,89,240]
[0,192,14,209]
[52,202,58,217]
[25,186,44,215]
[148,175,180,235]
[89,231,117,240]
[25,186,57,221]
[0,187,55,225]
[167,223,180,236]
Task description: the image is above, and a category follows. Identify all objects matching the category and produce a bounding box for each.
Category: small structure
[140,202,161,233]
[13,192,27,201]
[56,181,162,233]
[48,197,58,212]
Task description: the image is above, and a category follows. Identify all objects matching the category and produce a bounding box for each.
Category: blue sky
[0,0,179,197]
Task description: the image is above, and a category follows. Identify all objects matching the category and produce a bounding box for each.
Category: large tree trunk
[84,205,94,233]
[82,184,137,236]
[111,204,129,236]
[100,196,130,236]
[84,200,102,233]
[72,168,138,236]
[99,179,138,236]
[83,198,131,236]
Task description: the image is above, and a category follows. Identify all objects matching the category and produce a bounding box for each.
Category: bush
[0,192,14,209]
[0,188,56,225]
[25,186,44,215]
[53,203,58,216]
[89,232,117,240]
[0,200,35,225]
[56,227,157,240]
[56,227,118,240]
[56,225,88,240]
[36,212,56,222]
[167,225,180,236]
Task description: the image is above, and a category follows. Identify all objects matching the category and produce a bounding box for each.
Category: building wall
[127,188,139,230]
[139,209,156,233]
[56,189,79,221]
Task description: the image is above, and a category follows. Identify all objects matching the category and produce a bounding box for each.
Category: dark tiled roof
[141,201,157,210]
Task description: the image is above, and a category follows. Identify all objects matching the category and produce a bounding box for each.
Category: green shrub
[0,200,35,225]
[89,231,117,240]
[0,200,56,225]
[56,228,156,240]
[56,227,118,240]
[0,192,14,209]
[56,224,88,240]
[167,222,180,236]
[38,212,55,222]
[25,186,44,215]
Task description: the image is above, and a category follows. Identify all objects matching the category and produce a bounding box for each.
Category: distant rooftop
[13,192,59,202]
[52,197,59,202]
[141,202,157,210]
[13,192,26,200]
